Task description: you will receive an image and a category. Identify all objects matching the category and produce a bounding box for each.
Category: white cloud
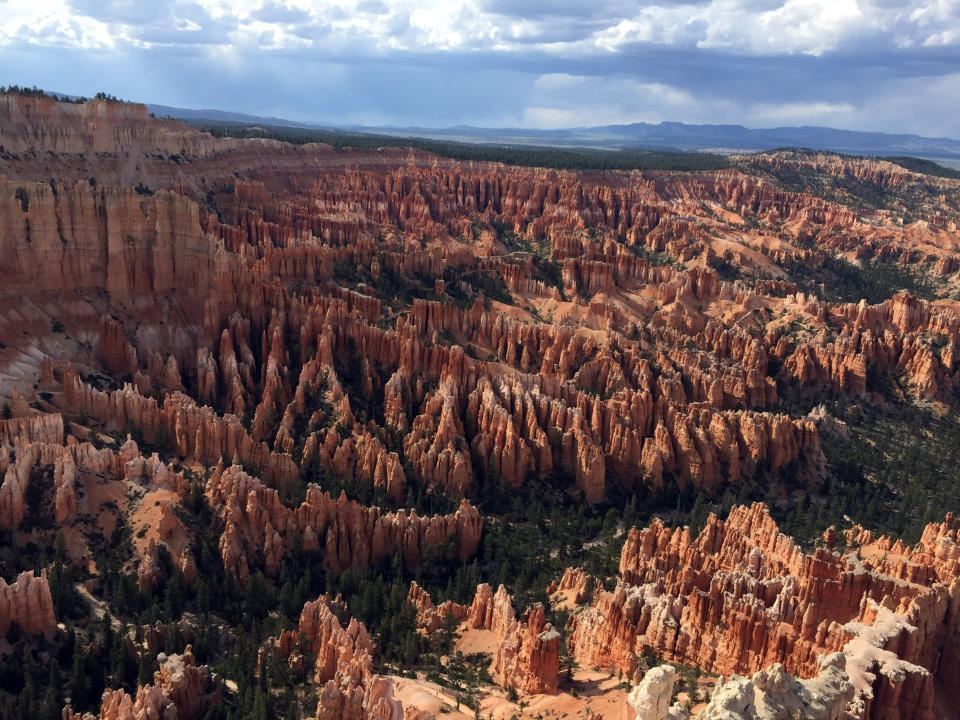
[0,0,954,55]
[748,101,855,124]
[1,0,959,136]
[0,0,116,49]
[588,0,867,56]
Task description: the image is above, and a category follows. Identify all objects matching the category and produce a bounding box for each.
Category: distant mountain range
[146,103,960,162]
[146,103,327,129]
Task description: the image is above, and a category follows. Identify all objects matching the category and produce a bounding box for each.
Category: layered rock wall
[569,505,960,720]
[0,569,56,636]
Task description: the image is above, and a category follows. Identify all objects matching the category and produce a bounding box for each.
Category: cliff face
[626,653,855,720]
[0,570,57,637]
[0,94,231,156]
[0,179,221,300]
[0,96,958,720]
[261,595,406,720]
[569,506,960,720]
[62,647,221,720]
[408,582,561,696]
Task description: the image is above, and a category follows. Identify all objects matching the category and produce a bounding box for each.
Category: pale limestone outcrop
[627,665,688,720]
[627,653,853,720]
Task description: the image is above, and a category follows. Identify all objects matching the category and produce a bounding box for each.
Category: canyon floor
[0,92,958,720]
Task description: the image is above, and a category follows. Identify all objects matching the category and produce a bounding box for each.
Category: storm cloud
[0,0,958,136]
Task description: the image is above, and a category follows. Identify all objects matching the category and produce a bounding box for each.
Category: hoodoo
[0,90,957,720]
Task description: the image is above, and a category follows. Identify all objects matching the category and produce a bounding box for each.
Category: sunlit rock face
[1,95,959,720]
[574,506,959,720]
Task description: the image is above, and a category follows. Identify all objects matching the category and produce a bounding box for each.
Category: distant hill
[143,102,960,162]
[146,103,329,129]
[358,122,960,162]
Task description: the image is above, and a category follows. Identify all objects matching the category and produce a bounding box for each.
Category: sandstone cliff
[62,647,221,720]
[408,582,561,696]
[261,595,406,720]
[0,569,56,637]
[569,505,959,720]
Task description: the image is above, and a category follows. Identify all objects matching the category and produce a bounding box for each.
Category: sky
[1,0,959,136]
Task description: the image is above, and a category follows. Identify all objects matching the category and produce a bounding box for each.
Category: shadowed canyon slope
[0,94,959,720]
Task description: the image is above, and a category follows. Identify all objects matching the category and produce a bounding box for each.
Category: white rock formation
[627,665,690,720]
[701,653,853,719]
[627,654,855,720]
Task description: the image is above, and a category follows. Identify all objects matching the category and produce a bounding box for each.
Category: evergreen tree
[41,661,64,720]
[70,638,89,711]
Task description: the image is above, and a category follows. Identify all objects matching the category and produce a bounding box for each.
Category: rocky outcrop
[774,292,960,400]
[493,603,561,695]
[0,435,109,529]
[319,427,406,503]
[699,654,854,720]
[0,445,30,528]
[206,463,482,582]
[63,368,301,491]
[264,595,406,720]
[627,653,855,720]
[551,566,593,605]
[408,581,467,633]
[404,376,473,494]
[63,647,221,720]
[0,413,64,445]
[0,569,56,637]
[408,581,560,695]
[627,665,688,720]
[569,505,960,720]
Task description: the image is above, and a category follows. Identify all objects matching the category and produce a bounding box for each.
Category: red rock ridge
[62,647,221,720]
[567,504,959,720]
[206,463,482,583]
[409,582,560,695]
[262,595,406,720]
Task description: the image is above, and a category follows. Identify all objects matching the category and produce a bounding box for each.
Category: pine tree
[41,661,64,720]
[138,652,156,686]
[19,651,38,719]
[70,638,89,711]
[250,689,269,720]
[111,622,137,689]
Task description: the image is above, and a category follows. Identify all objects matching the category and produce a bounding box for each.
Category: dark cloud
[1,1,958,137]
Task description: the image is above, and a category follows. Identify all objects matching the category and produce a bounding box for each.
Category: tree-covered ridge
[189,120,734,171]
[884,155,960,180]
[0,87,127,104]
